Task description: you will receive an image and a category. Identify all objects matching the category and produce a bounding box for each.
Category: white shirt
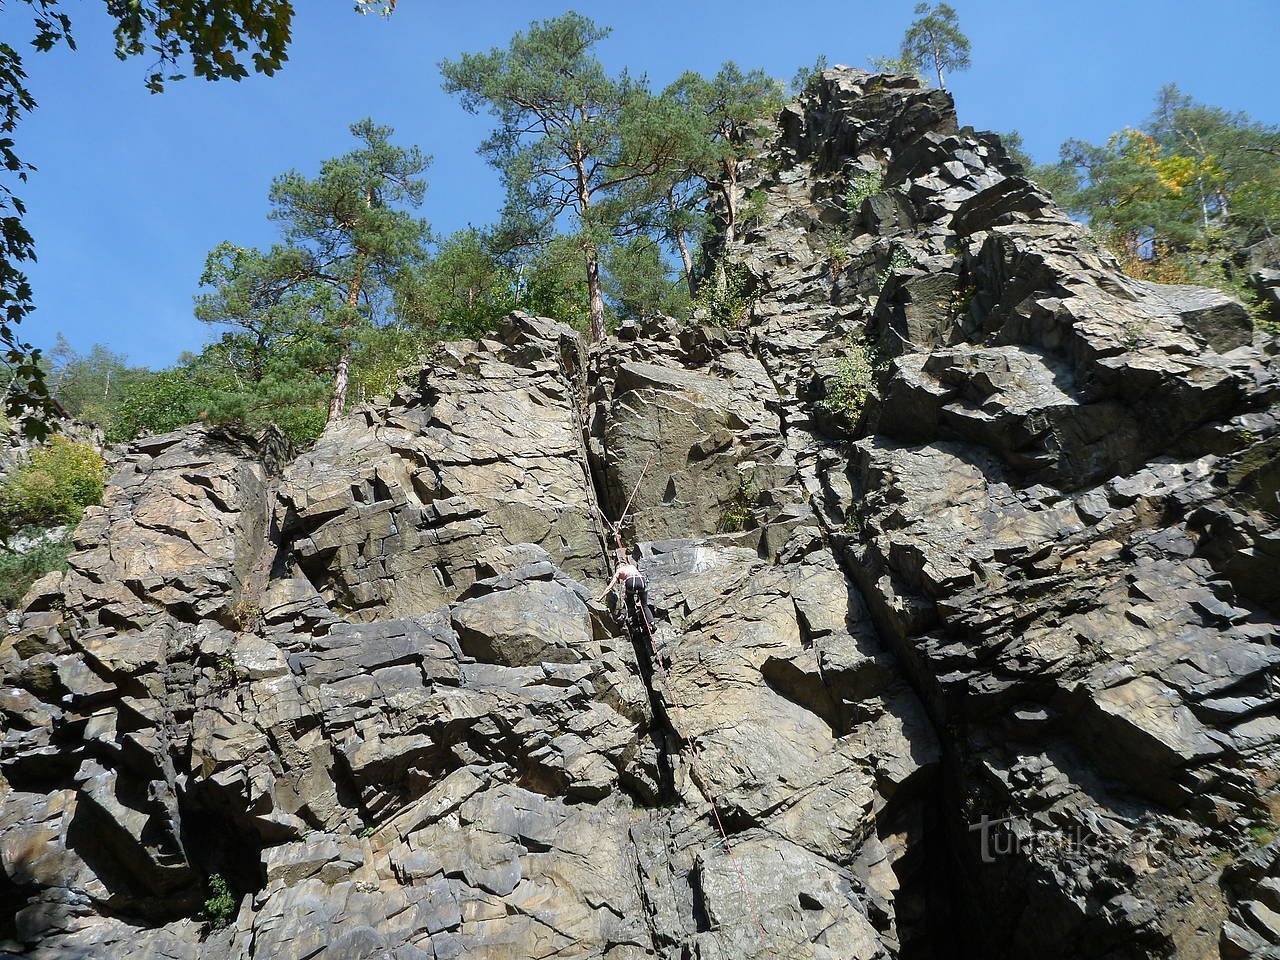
[614,562,641,582]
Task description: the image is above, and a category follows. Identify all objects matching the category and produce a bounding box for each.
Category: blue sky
[14,0,1280,368]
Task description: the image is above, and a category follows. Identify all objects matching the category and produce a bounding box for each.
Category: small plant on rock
[876,243,913,292]
[947,277,978,323]
[819,336,880,427]
[717,474,757,533]
[228,597,260,632]
[692,261,755,329]
[213,650,242,688]
[826,236,850,278]
[843,171,884,214]
[202,873,237,929]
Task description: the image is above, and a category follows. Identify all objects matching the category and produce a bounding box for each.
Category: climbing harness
[615,559,771,951]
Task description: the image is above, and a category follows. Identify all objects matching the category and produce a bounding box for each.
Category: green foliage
[0,437,105,530]
[212,649,242,687]
[267,118,431,299]
[790,55,830,96]
[0,528,72,611]
[517,236,594,332]
[653,62,783,260]
[947,277,978,324]
[105,359,329,446]
[1049,85,1280,308]
[867,53,921,77]
[443,12,683,341]
[348,324,438,403]
[900,3,971,90]
[444,23,782,336]
[1249,824,1278,846]
[825,236,850,277]
[602,238,689,322]
[717,474,757,533]
[45,337,147,427]
[1,0,366,440]
[194,119,431,427]
[395,228,517,338]
[105,368,216,443]
[691,261,754,328]
[819,337,879,426]
[202,873,237,929]
[877,244,914,292]
[844,172,885,215]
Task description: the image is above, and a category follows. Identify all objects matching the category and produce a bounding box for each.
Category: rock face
[2,69,1279,959]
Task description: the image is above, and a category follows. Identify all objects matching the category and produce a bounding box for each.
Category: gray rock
[2,66,1277,960]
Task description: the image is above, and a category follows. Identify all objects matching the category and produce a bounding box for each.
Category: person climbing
[596,554,656,635]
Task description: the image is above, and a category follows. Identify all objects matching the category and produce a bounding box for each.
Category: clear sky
[13,0,1280,368]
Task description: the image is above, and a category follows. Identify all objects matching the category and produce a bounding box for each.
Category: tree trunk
[327,261,366,423]
[573,154,607,343]
[586,252,606,343]
[721,159,739,247]
[328,343,352,423]
[667,192,696,296]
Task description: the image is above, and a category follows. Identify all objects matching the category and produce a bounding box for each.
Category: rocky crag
[2,68,1278,959]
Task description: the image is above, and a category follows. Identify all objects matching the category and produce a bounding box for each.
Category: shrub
[877,244,913,292]
[844,171,884,214]
[826,236,850,277]
[691,261,755,328]
[717,474,757,533]
[349,324,439,403]
[202,873,237,929]
[819,337,879,426]
[790,54,830,97]
[0,437,105,530]
[0,529,72,610]
[106,369,216,443]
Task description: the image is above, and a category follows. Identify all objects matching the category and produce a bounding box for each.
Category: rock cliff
[2,68,1278,959]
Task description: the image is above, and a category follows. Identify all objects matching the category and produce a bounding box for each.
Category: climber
[596,554,657,635]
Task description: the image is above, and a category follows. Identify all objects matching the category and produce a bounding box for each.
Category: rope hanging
[601,455,769,949]
[616,567,771,950]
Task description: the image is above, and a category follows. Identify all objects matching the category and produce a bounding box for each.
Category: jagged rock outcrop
[2,68,1278,959]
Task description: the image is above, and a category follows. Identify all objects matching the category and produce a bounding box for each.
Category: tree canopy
[0,0,398,440]
[440,12,689,341]
[1009,86,1280,322]
[900,2,970,90]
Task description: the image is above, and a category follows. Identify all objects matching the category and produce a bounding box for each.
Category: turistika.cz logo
[968,815,1151,863]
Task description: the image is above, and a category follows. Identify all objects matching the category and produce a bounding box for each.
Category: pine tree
[659,63,784,272]
[900,3,971,90]
[267,120,431,421]
[0,1,398,439]
[441,13,681,342]
[394,228,518,338]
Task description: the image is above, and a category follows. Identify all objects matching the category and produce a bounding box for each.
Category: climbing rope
[615,571,771,951]
[598,454,768,948]
[615,455,654,538]
[592,454,655,557]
